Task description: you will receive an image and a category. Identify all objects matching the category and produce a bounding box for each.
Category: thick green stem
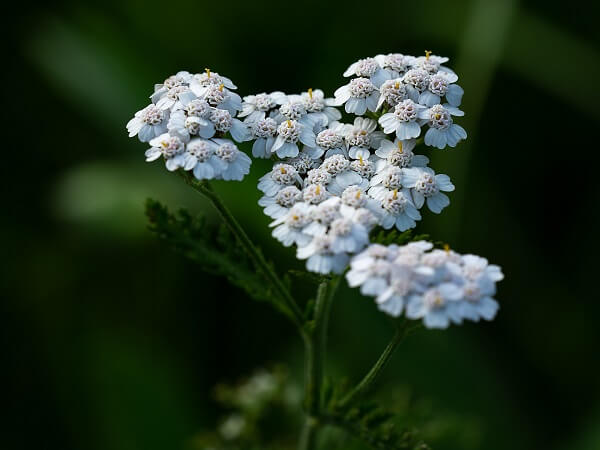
[300,277,340,450]
[338,320,412,409]
[179,172,305,331]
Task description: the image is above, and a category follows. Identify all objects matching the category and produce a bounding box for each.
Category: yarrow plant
[128,51,503,450]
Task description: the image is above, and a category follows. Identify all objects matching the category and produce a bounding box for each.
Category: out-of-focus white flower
[297,234,350,275]
[334,77,380,115]
[419,104,467,149]
[271,203,313,247]
[348,242,503,327]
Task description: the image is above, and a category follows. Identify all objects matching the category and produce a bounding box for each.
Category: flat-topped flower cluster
[127,52,502,328]
[347,242,503,328]
[127,69,251,181]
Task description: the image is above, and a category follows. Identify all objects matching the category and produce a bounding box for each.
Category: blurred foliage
[4,0,600,450]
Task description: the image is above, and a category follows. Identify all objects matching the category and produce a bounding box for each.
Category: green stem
[338,320,412,409]
[300,276,340,450]
[179,172,305,331]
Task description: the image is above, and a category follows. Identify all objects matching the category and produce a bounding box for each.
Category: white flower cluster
[127,69,252,181]
[347,242,503,328]
[257,135,453,274]
[239,89,342,159]
[127,53,503,324]
[334,52,466,149]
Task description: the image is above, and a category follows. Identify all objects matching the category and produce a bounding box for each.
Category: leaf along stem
[179,172,306,332]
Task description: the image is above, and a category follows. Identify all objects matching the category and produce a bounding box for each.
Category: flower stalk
[338,320,415,409]
[300,276,340,450]
[179,171,306,332]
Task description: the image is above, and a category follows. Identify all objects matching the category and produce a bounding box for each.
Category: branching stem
[300,276,340,450]
[179,172,306,332]
[338,320,415,409]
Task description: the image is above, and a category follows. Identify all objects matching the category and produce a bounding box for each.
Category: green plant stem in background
[300,277,340,450]
[179,172,306,332]
[338,320,414,409]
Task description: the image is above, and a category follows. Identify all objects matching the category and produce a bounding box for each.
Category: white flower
[167,109,215,141]
[272,120,316,158]
[154,85,196,111]
[329,217,370,253]
[419,104,467,149]
[406,283,464,328]
[303,183,329,205]
[303,197,342,236]
[181,138,220,180]
[145,133,186,171]
[376,79,409,110]
[258,186,303,219]
[374,53,412,78]
[348,242,503,328]
[150,71,192,104]
[379,100,426,140]
[201,84,243,116]
[258,163,302,196]
[343,57,391,87]
[209,109,251,143]
[403,167,454,213]
[411,53,452,74]
[346,245,394,295]
[211,138,252,181]
[288,151,322,174]
[271,203,313,247]
[377,188,421,231]
[374,139,429,170]
[419,72,463,107]
[320,155,365,195]
[305,123,347,159]
[297,235,350,275]
[334,78,380,115]
[300,89,342,128]
[127,104,169,142]
[344,117,386,159]
[189,69,237,96]
[249,114,279,158]
[239,91,287,122]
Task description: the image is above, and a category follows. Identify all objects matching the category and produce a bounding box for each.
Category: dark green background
[4,0,600,449]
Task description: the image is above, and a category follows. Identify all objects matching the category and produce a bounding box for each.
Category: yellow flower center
[308,88,313,99]
[392,189,398,199]
[425,50,432,60]
[205,68,211,78]
[444,243,450,254]
[397,141,403,153]
[219,83,224,92]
